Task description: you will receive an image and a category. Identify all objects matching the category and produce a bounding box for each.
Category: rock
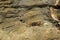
[13,0,56,6]
[0,0,60,40]
[0,0,57,7]
[0,15,4,23]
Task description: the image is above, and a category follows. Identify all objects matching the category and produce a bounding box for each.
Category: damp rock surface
[0,0,60,40]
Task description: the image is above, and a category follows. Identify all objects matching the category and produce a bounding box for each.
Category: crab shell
[50,7,59,21]
[50,0,60,24]
[55,0,60,6]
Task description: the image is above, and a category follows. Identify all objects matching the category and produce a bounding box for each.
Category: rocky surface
[0,0,60,40]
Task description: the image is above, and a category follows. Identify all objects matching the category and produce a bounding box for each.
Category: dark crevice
[1,4,60,10]
[58,16,60,20]
[0,4,59,11]
[48,17,60,30]
[52,21,60,30]
[0,0,7,1]
[0,22,3,24]
[19,19,25,23]
[2,4,48,8]
[51,5,60,9]
[56,24,60,30]
[30,21,42,26]
[31,22,40,26]
[5,16,18,18]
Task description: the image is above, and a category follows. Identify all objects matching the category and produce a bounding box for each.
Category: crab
[50,0,60,24]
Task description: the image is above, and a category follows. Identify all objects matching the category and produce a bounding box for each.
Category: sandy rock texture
[0,0,60,40]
